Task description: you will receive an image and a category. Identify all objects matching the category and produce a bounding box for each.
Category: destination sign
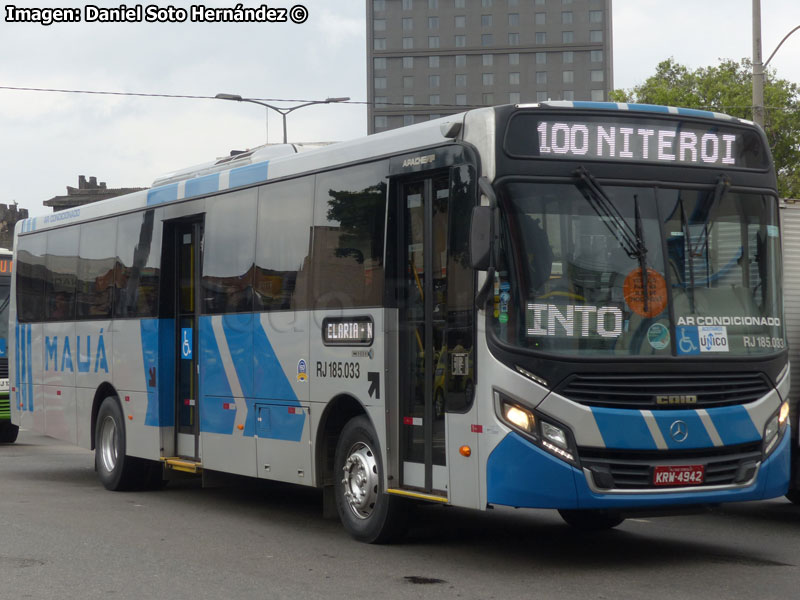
[504,113,768,169]
[322,316,375,346]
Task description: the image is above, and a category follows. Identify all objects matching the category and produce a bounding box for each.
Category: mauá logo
[44,330,109,373]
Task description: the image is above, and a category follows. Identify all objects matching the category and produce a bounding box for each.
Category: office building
[367,0,614,133]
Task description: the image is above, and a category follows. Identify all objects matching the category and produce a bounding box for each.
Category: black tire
[334,415,407,543]
[558,509,625,531]
[0,421,19,443]
[786,488,800,505]
[95,396,144,491]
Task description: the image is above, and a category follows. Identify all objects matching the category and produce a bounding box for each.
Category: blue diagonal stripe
[591,407,657,450]
[708,405,760,445]
[222,313,254,398]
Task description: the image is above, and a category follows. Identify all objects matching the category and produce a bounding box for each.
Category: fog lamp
[542,421,568,450]
[763,404,786,456]
[764,415,778,445]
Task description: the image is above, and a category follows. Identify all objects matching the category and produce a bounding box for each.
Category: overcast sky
[1,0,798,217]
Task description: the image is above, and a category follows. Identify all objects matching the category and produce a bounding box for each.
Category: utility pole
[752,0,765,128]
[752,1,800,129]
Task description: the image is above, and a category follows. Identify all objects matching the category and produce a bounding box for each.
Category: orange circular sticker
[623,268,668,318]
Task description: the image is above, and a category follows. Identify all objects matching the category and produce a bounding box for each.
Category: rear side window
[16,233,47,322]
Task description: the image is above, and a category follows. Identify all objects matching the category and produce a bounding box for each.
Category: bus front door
[399,175,450,496]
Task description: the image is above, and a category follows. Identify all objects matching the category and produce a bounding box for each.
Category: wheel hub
[99,415,118,473]
[341,442,378,519]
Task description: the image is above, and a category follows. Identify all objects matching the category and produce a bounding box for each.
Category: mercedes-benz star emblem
[669,420,688,443]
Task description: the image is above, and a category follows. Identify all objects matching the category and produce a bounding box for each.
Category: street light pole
[752,0,800,129]
[215,94,350,144]
[752,0,764,128]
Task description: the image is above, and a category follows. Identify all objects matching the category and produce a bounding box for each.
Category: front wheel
[558,509,625,531]
[786,489,800,505]
[334,415,407,543]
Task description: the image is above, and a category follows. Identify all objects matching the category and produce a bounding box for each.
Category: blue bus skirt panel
[486,432,581,509]
[486,430,791,510]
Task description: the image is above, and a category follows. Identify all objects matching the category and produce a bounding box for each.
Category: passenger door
[397,174,451,495]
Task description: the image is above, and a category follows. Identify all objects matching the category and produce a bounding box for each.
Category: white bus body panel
[781,203,800,481]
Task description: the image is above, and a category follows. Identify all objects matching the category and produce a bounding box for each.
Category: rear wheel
[558,509,625,531]
[334,415,407,543]
[0,422,19,443]
[95,396,151,491]
[786,489,800,505]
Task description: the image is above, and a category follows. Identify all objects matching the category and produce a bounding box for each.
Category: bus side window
[202,189,257,314]
[254,176,314,312]
[16,233,48,323]
[76,218,117,319]
[44,227,79,322]
[114,210,161,319]
[311,162,387,309]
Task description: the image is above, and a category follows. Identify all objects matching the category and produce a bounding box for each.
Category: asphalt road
[1,429,798,600]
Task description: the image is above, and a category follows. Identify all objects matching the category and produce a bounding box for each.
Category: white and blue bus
[10,102,793,541]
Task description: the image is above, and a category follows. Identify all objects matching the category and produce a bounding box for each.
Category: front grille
[556,372,771,409]
[0,357,8,380]
[579,443,762,490]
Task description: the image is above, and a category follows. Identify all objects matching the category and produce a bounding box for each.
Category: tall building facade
[366,0,613,133]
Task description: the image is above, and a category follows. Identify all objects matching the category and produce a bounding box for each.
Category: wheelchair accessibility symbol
[676,326,700,355]
[181,328,193,360]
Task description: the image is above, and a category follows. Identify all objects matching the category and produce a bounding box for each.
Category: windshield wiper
[574,166,650,312]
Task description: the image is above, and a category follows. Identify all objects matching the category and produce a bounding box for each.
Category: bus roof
[535,100,754,125]
[17,109,480,235]
[16,102,754,236]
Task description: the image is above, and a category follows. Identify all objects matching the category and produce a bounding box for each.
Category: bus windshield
[493,181,784,357]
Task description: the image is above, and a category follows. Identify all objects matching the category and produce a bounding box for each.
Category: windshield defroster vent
[555,372,772,409]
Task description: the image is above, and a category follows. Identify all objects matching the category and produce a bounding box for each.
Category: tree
[609,58,800,198]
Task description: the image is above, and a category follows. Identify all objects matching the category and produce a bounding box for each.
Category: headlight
[779,401,789,428]
[763,401,789,457]
[496,392,577,465]
[502,403,535,434]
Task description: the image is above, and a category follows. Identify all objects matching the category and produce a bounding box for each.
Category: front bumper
[486,428,790,510]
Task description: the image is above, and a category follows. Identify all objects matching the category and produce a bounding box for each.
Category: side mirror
[469,205,492,270]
